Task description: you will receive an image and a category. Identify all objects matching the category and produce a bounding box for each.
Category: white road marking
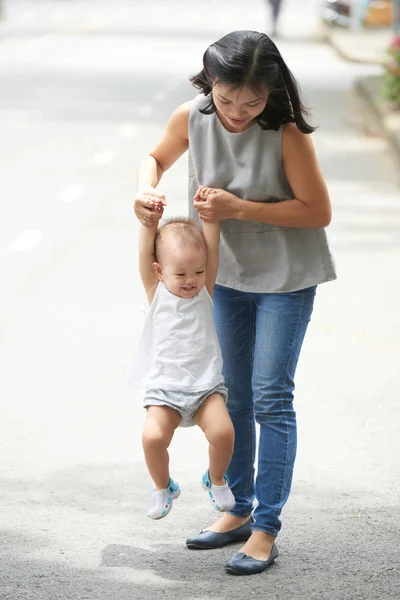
[118,123,138,139]
[92,150,116,166]
[137,104,154,118]
[153,90,167,103]
[58,184,86,203]
[9,230,42,252]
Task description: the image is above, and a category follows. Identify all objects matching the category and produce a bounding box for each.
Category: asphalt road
[0,1,399,599]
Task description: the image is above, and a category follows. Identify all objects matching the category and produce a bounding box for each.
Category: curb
[326,32,385,65]
[355,75,400,166]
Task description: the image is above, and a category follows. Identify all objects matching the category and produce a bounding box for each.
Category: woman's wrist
[233,197,246,220]
[137,183,156,195]
[137,156,162,194]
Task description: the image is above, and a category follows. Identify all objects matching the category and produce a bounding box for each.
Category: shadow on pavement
[0,467,399,598]
[0,530,228,600]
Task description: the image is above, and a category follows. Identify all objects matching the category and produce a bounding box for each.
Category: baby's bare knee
[208,419,234,448]
[142,406,179,449]
[142,425,169,451]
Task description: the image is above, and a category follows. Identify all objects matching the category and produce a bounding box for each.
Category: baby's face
[155,243,207,299]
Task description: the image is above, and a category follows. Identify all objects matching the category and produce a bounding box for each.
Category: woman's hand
[194,186,241,222]
[134,187,167,227]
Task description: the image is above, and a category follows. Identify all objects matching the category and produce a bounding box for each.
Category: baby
[128,189,235,520]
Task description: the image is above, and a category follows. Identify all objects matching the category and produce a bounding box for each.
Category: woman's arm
[137,156,164,193]
[235,124,331,227]
[147,101,191,173]
[194,123,332,228]
[134,101,191,227]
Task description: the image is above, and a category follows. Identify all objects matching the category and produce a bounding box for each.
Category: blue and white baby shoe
[147,477,181,520]
[201,469,236,512]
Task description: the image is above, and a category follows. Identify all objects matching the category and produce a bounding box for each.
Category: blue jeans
[214,284,316,538]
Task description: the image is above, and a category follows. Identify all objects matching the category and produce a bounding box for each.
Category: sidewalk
[325,25,400,167]
[326,26,391,64]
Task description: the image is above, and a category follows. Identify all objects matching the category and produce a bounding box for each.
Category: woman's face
[212,82,268,132]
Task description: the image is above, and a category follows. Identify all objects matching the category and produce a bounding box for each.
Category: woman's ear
[152,262,163,280]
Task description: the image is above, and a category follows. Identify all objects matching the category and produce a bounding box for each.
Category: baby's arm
[138,224,158,304]
[203,220,220,297]
[138,196,163,304]
[196,187,220,297]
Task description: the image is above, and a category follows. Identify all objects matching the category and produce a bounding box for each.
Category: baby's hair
[155,217,205,262]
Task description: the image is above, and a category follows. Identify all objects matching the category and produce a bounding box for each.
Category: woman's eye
[219,99,230,104]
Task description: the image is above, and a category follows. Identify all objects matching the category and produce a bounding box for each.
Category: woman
[133,30,336,576]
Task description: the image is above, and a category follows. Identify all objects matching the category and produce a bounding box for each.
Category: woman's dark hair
[190,30,315,133]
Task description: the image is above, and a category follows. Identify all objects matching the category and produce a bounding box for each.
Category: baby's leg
[195,393,234,485]
[142,406,181,489]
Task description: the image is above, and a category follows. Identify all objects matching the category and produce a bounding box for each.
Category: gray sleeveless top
[188,94,336,293]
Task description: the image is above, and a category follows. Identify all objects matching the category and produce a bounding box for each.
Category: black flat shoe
[225,544,279,575]
[186,517,254,549]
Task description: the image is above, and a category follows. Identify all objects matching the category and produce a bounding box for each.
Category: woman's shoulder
[168,100,192,121]
[166,100,193,136]
[161,101,192,143]
[173,95,207,119]
[282,122,314,156]
[167,96,209,140]
[174,100,193,116]
[282,122,311,143]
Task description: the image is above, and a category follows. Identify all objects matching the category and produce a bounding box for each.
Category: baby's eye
[196,271,205,275]
[175,273,185,277]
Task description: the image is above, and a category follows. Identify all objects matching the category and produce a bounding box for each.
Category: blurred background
[0,1,399,599]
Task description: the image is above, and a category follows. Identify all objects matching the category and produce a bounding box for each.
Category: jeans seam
[273,289,306,512]
[242,300,255,504]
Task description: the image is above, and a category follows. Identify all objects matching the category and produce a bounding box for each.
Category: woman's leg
[216,285,255,516]
[240,286,316,559]
[203,285,256,532]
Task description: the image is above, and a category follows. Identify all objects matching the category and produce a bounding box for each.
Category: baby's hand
[194,186,216,202]
[144,194,165,214]
[151,196,164,213]
[134,187,166,226]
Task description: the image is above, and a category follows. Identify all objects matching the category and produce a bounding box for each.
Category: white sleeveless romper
[127,282,227,427]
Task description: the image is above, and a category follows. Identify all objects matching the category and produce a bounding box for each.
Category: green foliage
[381,36,400,108]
